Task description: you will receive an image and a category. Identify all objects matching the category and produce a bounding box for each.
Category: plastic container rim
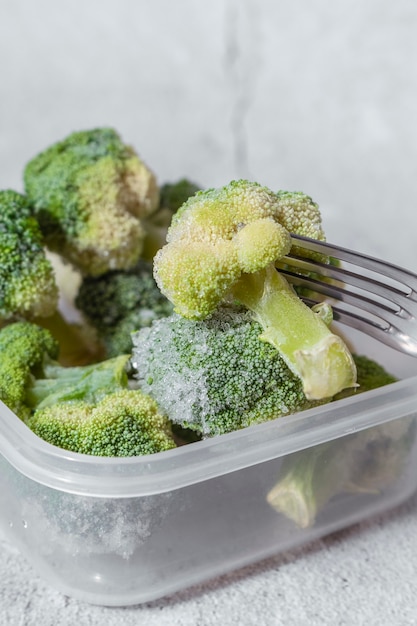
[1,374,417,498]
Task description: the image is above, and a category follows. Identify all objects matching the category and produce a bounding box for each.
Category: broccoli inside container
[1,128,417,606]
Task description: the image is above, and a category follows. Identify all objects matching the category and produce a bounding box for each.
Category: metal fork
[278,234,417,357]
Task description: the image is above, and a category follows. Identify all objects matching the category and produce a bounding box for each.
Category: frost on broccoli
[75,259,173,357]
[131,306,324,437]
[153,179,357,400]
[0,190,58,320]
[24,128,159,276]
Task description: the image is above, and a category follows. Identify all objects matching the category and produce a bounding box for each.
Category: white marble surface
[1,1,417,623]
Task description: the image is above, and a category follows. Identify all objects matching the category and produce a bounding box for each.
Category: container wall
[1,412,416,606]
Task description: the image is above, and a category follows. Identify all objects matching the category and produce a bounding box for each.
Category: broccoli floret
[0,321,176,456]
[266,355,408,528]
[131,306,324,437]
[27,389,176,457]
[0,320,127,419]
[0,321,59,418]
[75,260,173,357]
[153,179,357,400]
[24,128,159,276]
[141,178,201,260]
[0,190,58,320]
[273,189,326,247]
[0,191,102,362]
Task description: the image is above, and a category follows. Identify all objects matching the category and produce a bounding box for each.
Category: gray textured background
[1,1,417,624]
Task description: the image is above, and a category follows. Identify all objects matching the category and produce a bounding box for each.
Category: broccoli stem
[266,442,353,528]
[25,354,130,411]
[267,419,413,528]
[231,264,357,400]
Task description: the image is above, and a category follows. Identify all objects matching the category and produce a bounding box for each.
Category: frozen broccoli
[131,306,324,437]
[0,190,101,363]
[75,260,174,357]
[154,179,357,400]
[0,321,176,456]
[142,178,201,260]
[24,128,159,276]
[266,355,408,527]
[0,320,59,419]
[272,189,326,258]
[0,189,58,320]
[0,320,127,419]
[27,389,176,457]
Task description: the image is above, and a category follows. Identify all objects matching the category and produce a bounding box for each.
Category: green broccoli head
[75,260,173,357]
[0,190,58,320]
[24,128,159,276]
[153,179,357,400]
[27,389,176,457]
[131,306,324,437]
[0,321,59,418]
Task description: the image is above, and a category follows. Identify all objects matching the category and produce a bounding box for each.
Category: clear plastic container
[1,325,417,606]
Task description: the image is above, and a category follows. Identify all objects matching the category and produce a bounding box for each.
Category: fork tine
[289,234,417,296]
[301,292,417,356]
[279,235,417,357]
[281,267,416,349]
[280,263,416,330]
[281,269,410,325]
